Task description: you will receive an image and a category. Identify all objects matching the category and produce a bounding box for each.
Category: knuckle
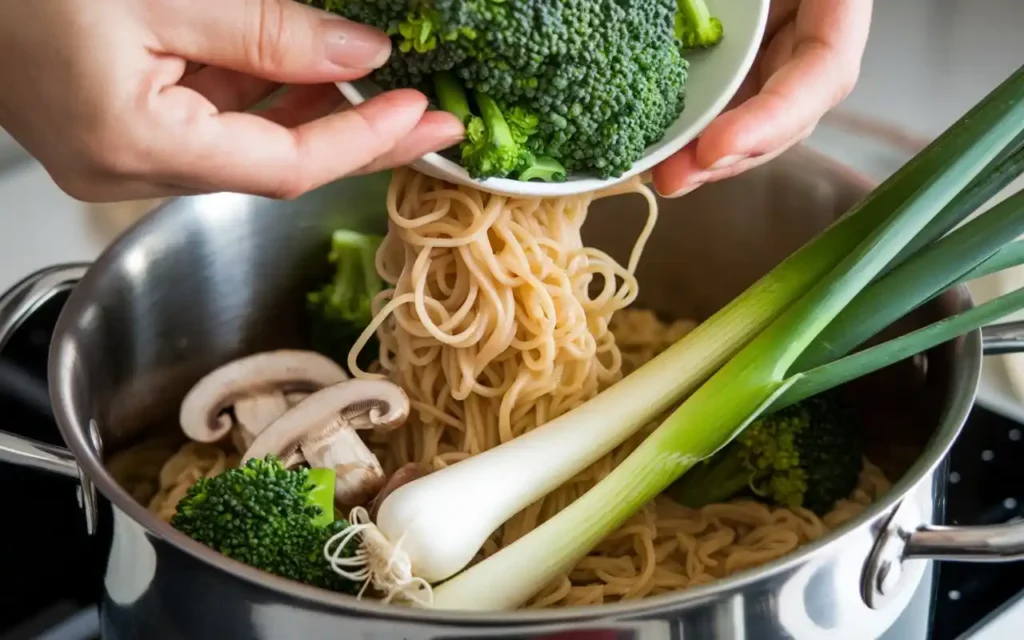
[835,76,856,103]
[247,0,291,73]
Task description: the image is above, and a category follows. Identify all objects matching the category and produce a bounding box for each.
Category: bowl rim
[336,0,770,198]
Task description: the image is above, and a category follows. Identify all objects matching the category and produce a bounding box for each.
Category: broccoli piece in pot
[669,391,863,516]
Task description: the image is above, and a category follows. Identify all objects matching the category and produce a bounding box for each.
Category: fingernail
[709,154,746,171]
[324,19,392,69]
[440,132,464,149]
[663,180,705,199]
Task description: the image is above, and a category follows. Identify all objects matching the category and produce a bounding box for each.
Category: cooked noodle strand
[121,168,892,609]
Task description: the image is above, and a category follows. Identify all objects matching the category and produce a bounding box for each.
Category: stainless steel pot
[2,147,1024,640]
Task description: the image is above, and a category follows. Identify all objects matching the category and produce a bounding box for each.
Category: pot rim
[48,146,982,625]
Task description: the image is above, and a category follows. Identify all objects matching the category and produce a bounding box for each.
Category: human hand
[0,0,465,202]
[652,0,873,198]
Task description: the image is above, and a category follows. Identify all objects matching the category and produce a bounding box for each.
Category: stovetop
[1,289,1023,640]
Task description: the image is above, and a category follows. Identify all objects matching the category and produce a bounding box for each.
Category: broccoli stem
[518,155,568,183]
[306,467,337,528]
[434,73,564,182]
[474,91,518,153]
[433,71,473,124]
[676,0,724,49]
[669,446,759,509]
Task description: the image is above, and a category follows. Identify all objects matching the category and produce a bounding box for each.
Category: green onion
[883,132,1024,274]
[427,65,1024,611]
[796,188,1024,370]
[776,286,1024,409]
[957,240,1024,284]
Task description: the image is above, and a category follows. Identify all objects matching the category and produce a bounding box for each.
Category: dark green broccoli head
[307,230,382,328]
[669,392,864,516]
[785,394,865,515]
[308,0,716,180]
[171,456,359,593]
[307,229,383,372]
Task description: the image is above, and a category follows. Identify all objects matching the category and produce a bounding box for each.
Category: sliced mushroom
[179,350,349,448]
[229,390,315,452]
[229,393,291,452]
[243,379,410,507]
[370,462,430,520]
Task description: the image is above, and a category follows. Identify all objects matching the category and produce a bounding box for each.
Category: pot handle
[981,320,1024,355]
[861,321,1024,610]
[901,320,1024,560]
[0,263,98,534]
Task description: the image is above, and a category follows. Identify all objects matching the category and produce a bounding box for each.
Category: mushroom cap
[242,378,410,463]
[179,350,349,443]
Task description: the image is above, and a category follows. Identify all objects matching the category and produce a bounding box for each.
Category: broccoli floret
[308,229,382,328]
[311,0,715,181]
[675,0,724,49]
[433,72,566,182]
[518,154,568,183]
[307,229,383,372]
[669,392,864,516]
[462,93,530,179]
[310,1,474,89]
[394,3,478,54]
[171,456,359,593]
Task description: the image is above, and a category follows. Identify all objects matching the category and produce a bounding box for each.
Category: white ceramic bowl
[337,0,769,197]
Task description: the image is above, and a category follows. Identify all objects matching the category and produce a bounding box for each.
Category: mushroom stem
[302,423,386,507]
[242,379,412,508]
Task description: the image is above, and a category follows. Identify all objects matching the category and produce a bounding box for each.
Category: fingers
[178,66,280,112]
[257,84,347,128]
[652,142,701,198]
[147,88,464,198]
[149,0,392,84]
[693,0,872,169]
[653,126,814,198]
[352,110,468,175]
[653,0,872,197]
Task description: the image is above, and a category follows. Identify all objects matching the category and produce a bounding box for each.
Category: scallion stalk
[796,189,1024,370]
[775,286,1024,409]
[882,131,1024,275]
[957,240,1024,284]
[428,66,1024,611]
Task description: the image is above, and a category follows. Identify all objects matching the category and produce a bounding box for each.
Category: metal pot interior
[51,147,977,622]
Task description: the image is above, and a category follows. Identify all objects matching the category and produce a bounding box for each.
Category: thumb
[152,0,392,84]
